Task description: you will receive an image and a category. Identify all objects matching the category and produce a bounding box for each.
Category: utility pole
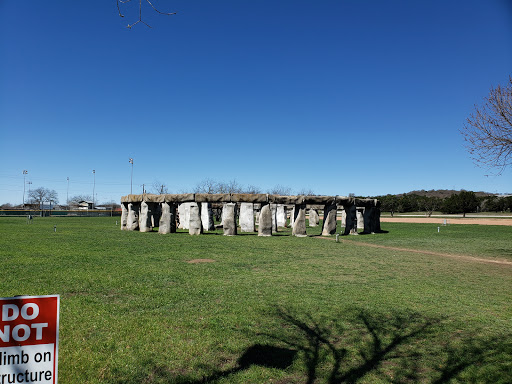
[22,170,28,208]
[92,170,96,209]
[66,177,69,208]
[129,158,134,194]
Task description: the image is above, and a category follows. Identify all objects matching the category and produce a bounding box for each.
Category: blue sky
[1,0,512,205]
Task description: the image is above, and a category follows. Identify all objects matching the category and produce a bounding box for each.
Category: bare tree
[151,181,169,194]
[117,0,176,29]
[268,185,292,196]
[462,77,512,174]
[194,178,219,194]
[296,188,315,196]
[28,187,59,209]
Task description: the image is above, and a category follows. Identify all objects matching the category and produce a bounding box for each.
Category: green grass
[0,217,511,383]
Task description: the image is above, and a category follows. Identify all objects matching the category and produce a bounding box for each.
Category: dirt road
[380,217,512,226]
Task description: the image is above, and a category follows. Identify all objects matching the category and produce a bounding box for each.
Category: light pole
[92,170,96,209]
[22,170,28,208]
[66,177,69,208]
[129,158,134,194]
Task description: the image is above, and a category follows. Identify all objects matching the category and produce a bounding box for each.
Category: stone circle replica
[120,194,382,236]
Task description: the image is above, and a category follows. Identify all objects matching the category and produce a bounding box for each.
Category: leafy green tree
[442,191,479,217]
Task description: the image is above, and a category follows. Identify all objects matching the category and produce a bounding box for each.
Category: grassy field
[0,217,511,383]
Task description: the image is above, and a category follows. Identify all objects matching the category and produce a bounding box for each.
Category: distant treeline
[371,190,512,217]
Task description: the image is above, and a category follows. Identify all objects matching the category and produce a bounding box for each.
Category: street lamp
[92,170,96,209]
[22,170,28,208]
[66,177,70,208]
[129,158,134,194]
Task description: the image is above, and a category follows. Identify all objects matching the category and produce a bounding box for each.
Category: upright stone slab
[308,209,319,227]
[159,202,176,234]
[201,202,215,231]
[188,202,203,235]
[356,208,364,230]
[344,204,358,235]
[271,204,278,232]
[127,203,139,231]
[240,203,255,232]
[276,204,287,227]
[290,206,295,228]
[340,208,346,228]
[223,203,237,236]
[139,201,152,232]
[292,204,307,237]
[258,204,272,236]
[178,202,191,229]
[121,203,128,230]
[321,204,337,235]
[363,206,376,234]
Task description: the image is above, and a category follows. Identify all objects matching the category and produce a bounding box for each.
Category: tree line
[375,191,512,217]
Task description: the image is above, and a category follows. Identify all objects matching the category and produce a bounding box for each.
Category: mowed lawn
[0,217,511,383]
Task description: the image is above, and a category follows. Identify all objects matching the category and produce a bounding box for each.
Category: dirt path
[316,236,512,266]
[380,217,512,226]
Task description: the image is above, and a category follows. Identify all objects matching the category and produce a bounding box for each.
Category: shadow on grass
[126,307,512,383]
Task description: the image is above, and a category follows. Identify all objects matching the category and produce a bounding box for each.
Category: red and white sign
[0,295,59,384]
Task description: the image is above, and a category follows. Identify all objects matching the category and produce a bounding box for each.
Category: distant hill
[402,189,492,198]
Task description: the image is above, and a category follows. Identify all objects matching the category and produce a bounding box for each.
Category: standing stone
[344,204,358,235]
[321,204,337,236]
[363,206,375,234]
[356,208,365,230]
[276,204,287,227]
[121,203,128,230]
[201,202,215,231]
[308,209,319,227]
[240,203,255,232]
[223,203,237,236]
[258,204,272,236]
[127,203,139,231]
[178,203,191,229]
[374,207,382,233]
[340,208,346,228]
[159,202,176,234]
[292,204,307,237]
[139,201,152,232]
[271,204,278,232]
[290,206,295,228]
[188,202,203,235]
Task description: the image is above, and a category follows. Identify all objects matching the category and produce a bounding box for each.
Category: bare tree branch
[461,77,512,174]
[117,0,176,29]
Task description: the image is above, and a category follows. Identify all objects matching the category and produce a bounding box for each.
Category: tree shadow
[123,307,511,383]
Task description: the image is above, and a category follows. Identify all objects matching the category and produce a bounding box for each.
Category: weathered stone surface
[178,203,191,229]
[188,202,203,235]
[308,209,319,227]
[139,201,153,232]
[374,208,382,232]
[127,203,140,231]
[276,204,287,227]
[159,202,176,234]
[201,202,215,231]
[223,203,237,236]
[195,193,231,203]
[357,208,364,230]
[230,193,268,203]
[258,204,272,236]
[165,193,195,203]
[239,203,255,232]
[271,204,278,231]
[304,196,335,205]
[269,195,306,205]
[343,204,358,235]
[121,203,128,230]
[290,206,295,228]
[363,206,375,234]
[340,208,346,227]
[321,204,337,235]
[292,204,307,237]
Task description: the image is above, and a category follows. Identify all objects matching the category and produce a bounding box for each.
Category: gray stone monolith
[127,203,139,231]
[357,208,364,230]
[159,202,176,234]
[201,202,215,231]
[308,209,319,227]
[321,204,337,235]
[240,203,255,232]
[344,204,358,235]
[290,206,295,228]
[276,204,287,227]
[271,204,278,232]
[223,203,237,236]
[258,204,272,236]
[188,202,203,235]
[292,204,307,237]
[340,208,346,228]
[139,201,152,232]
[178,202,191,229]
[374,208,382,233]
[363,206,375,234]
[121,203,128,230]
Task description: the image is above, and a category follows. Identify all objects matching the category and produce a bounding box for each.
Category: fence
[0,210,122,217]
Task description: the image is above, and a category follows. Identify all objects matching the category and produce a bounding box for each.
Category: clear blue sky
[1,0,512,205]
